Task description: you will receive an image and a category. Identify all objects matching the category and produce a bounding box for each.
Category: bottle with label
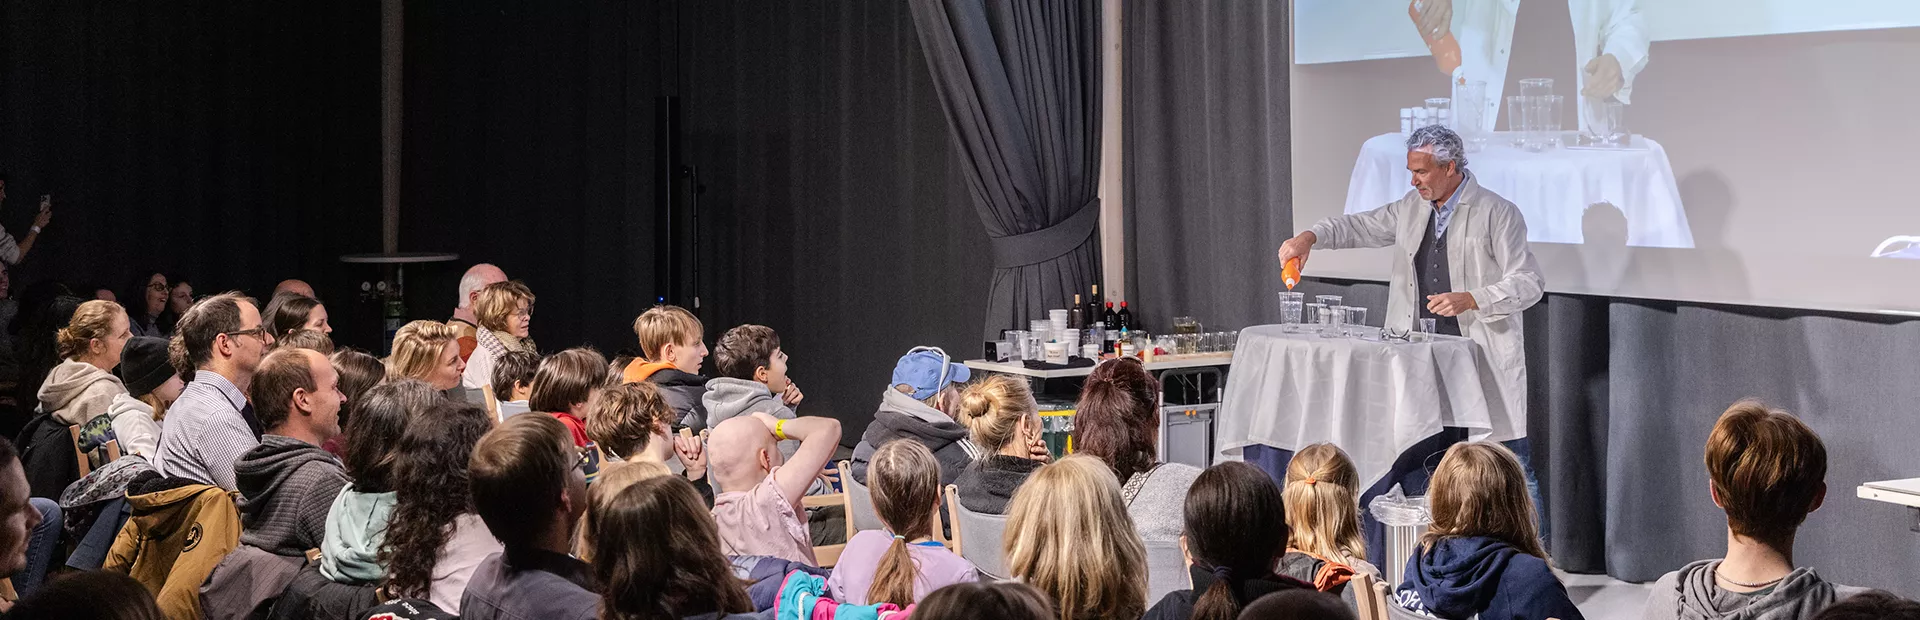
[1117,301,1134,332]
[1070,294,1085,329]
[1103,302,1118,334]
[1089,284,1104,327]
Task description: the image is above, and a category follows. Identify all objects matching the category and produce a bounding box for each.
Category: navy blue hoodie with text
[1394,536,1585,620]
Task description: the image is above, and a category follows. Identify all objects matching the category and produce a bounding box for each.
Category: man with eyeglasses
[154,292,273,491]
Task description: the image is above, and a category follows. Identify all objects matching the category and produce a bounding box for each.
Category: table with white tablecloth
[1216,325,1515,487]
[1344,132,1694,248]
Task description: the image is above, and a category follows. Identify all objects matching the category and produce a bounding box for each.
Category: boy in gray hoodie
[702,324,805,456]
[1640,402,1866,620]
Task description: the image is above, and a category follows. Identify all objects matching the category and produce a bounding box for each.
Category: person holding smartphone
[0,172,54,266]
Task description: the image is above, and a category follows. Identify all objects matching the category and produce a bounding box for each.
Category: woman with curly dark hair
[592,475,756,620]
[1073,357,1199,544]
[379,400,502,613]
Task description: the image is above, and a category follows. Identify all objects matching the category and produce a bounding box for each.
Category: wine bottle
[1117,301,1134,332]
[1089,284,1103,326]
[1070,294,1085,329]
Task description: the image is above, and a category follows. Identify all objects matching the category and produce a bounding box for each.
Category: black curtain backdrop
[1122,0,1292,335]
[400,0,663,353]
[908,0,1104,341]
[1124,0,1920,597]
[0,0,382,340]
[679,0,989,437]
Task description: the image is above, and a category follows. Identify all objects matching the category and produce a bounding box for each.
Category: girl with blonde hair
[953,373,1051,514]
[1394,441,1581,620]
[1278,443,1380,593]
[1004,454,1147,620]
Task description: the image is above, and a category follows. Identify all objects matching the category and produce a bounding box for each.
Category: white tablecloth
[1344,132,1694,248]
[1216,325,1514,486]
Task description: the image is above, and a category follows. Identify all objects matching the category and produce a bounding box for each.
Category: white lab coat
[1308,175,1543,437]
[1449,0,1650,133]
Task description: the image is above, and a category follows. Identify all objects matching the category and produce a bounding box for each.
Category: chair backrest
[68,424,92,478]
[840,460,886,533]
[945,485,1010,579]
[480,383,502,421]
[1143,540,1189,606]
[1353,571,1387,620]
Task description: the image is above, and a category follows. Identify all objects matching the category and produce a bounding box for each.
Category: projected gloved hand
[1410,0,1452,39]
[1583,54,1625,98]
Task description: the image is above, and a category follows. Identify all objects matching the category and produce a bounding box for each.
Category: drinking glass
[1417,318,1437,333]
[1305,303,1329,330]
[1346,307,1369,338]
[1326,305,1349,337]
[1542,95,1564,148]
[1315,295,1343,308]
[1454,81,1488,151]
[1279,292,1305,329]
[994,340,1013,362]
[1507,96,1532,148]
[1519,77,1554,97]
[1173,316,1202,335]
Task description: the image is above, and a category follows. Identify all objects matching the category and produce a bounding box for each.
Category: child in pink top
[709,412,842,566]
[827,441,979,605]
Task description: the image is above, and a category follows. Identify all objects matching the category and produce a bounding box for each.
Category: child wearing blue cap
[848,347,983,486]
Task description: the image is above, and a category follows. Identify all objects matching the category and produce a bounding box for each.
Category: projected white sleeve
[1467,204,1544,321]
[1599,0,1651,104]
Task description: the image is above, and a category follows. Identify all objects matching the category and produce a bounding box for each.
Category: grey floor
[1561,570,1654,620]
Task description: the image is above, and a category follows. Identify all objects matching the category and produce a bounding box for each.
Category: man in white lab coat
[1411,0,1649,132]
[1276,126,1548,532]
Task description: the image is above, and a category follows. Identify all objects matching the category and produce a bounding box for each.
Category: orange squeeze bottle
[1284,258,1302,290]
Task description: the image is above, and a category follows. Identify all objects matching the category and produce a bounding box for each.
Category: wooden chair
[1353,571,1396,620]
[480,383,502,422]
[805,461,853,567]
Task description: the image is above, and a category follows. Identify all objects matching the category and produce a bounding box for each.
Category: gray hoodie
[234,435,349,557]
[39,359,127,425]
[106,393,163,459]
[1641,559,1870,620]
[703,377,799,458]
[849,388,982,485]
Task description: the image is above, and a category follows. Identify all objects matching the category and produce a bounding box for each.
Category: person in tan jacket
[105,478,242,620]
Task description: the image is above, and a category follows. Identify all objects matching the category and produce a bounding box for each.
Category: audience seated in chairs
[848,347,979,486]
[379,400,502,614]
[1004,454,1148,620]
[1641,401,1867,620]
[529,347,608,448]
[461,280,536,390]
[320,380,442,586]
[1279,442,1382,597]
[261,291,331,340]
[953,373,1051,515]
[19,300,130,498]
[460,414,596,620]
[1393,441,1582,620]
[153,292,268,490]
[107,336,181,460]
[1074,357,1200,544]
[827,440,978,606]
[489,350,539,419]
[385,320,466,392]
[586,382,712,503]
[587,475,761,620]
[913,581,1054,620]
[621,304,712,430]
[707,411,841,567]
[1145,461,1316,620]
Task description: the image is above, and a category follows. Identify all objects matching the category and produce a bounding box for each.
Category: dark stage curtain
[678,1,990,437]
[0,1,381,434]
[399,0,664,352]
[1122,0,1293,334]
[908,0,1104,340]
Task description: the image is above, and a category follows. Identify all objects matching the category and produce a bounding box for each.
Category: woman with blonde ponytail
[953,374,1052,514]
[1277,443,1381,595]
[826,440,978,605]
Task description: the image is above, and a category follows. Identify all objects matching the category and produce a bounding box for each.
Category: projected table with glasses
[1216,325,1513,487]
[1345,132,1695,248]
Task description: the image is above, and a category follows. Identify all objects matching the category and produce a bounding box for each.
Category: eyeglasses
[147,283,169,292]
[223,327,274,344]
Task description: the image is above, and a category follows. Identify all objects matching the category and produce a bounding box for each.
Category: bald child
[707,412,840,566]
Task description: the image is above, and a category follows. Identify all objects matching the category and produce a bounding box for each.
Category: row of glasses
[1506,94,1564,152]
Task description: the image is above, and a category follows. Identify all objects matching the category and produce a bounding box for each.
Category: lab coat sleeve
[1309,200,1403,251]
[1600,0,1650,104]
[1467,204,1543,321]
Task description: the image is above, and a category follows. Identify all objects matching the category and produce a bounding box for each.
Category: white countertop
[964,353,1234,379]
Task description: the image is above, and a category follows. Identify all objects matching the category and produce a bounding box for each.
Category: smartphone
[37,195,49,210]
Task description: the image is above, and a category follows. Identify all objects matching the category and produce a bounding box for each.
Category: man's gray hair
[1407,125,1468,171]
[457,264,499,310]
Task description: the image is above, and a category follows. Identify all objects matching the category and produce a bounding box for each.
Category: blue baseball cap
[891,348,971,400]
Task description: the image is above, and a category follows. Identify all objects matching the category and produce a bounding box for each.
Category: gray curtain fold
[908,0,1103,340]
